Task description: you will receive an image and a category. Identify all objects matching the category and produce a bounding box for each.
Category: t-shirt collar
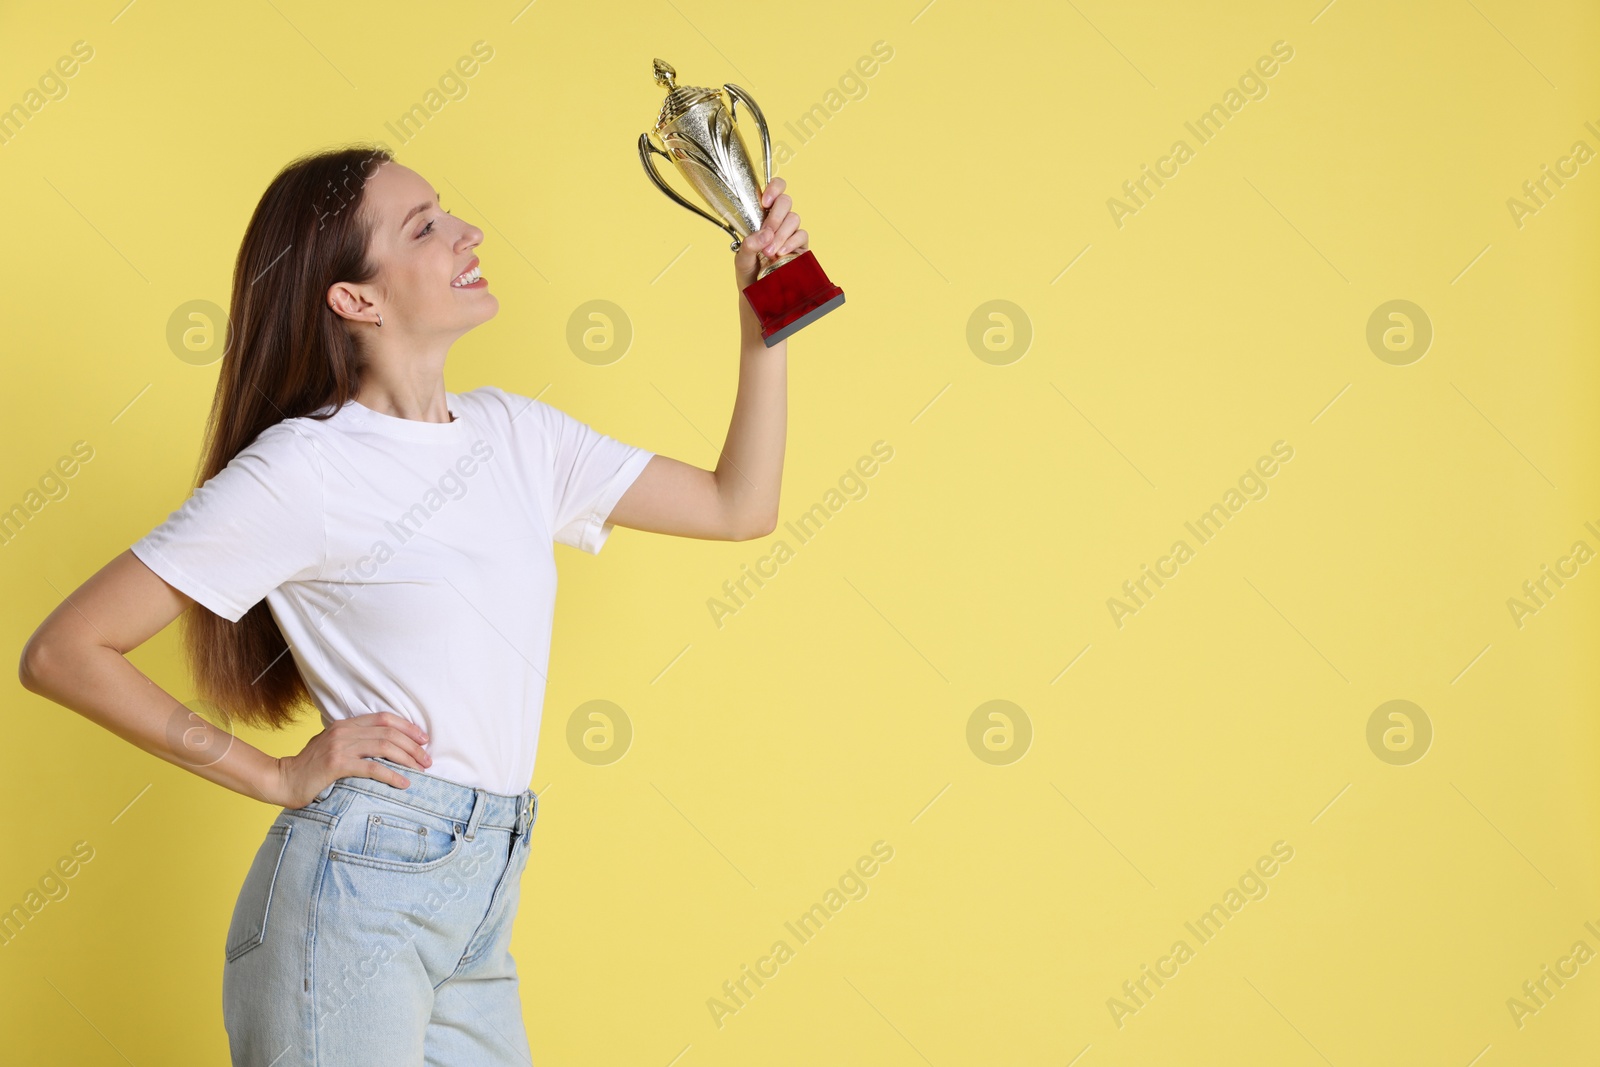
[324,391,469,442]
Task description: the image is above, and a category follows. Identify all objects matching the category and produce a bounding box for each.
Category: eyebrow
[400,190,441,231]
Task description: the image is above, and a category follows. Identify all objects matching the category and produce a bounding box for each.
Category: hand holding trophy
[639,59,845,347]
[731,176,800,292]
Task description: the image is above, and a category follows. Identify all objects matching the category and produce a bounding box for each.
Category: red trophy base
[741,249,845,347]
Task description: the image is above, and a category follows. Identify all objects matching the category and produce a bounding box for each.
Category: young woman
[17,144,805,1065]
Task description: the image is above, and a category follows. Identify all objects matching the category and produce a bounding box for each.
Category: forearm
[714,287,788,535]
[22,641,281,805]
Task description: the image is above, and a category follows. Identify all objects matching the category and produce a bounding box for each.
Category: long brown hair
[183,143,393,731]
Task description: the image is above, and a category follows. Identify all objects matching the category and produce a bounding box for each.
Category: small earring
[375,312,383,328]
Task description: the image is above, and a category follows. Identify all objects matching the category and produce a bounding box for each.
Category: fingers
[745,206,797,260]
[768,213,801,256]
[349,726,429,770]
[383,728,432,770]
[367,710,429,748]
[341,737,423,788]
[761,177,785,209]
[746,223,779,256]
[740,178,804,279]
[339,712,432,781]
[760,195,793,254]
[379,738,428,772]
[774,229,809,258]
[358,762,412,789]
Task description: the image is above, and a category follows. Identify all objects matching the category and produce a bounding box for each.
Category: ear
[327,280,377,325]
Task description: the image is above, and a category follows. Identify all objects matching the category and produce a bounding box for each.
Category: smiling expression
[332,161,498,337]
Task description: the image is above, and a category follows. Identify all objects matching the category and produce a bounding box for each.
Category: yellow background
[4,0,1598,1063]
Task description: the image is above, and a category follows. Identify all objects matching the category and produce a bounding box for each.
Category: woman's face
[331,161,497,337]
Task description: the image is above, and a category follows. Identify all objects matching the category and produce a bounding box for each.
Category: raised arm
[605,177,804,542]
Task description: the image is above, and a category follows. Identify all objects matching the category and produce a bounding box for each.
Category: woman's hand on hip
[271,711,432,808]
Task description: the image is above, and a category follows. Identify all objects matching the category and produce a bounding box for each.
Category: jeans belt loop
[463,788,487,841]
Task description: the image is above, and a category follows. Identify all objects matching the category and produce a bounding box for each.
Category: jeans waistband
[317,756,538,837]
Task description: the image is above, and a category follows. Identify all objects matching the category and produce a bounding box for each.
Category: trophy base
[742,249,845,348]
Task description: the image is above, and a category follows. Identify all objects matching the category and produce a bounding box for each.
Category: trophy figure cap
[650,58,720,131]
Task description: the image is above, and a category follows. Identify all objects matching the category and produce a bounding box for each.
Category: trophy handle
[638,132,744,251]
[723,83,772,188]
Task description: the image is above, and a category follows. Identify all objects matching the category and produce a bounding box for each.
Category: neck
[355,344,454,422]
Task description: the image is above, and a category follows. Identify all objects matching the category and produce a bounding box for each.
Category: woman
[17,144,805,1065]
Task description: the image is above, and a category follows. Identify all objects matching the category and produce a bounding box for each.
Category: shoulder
[231,418,325,480]
[460,383,530,414]
[457,385,561,435]
[255,417,316,445]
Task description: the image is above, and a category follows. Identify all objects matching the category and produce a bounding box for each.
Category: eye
[417,208,452,238]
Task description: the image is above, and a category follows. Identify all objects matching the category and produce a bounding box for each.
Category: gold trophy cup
[639,59,845,347]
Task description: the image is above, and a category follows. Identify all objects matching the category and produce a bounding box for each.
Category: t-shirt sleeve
[486,386,655,554]
[130,421,326,623]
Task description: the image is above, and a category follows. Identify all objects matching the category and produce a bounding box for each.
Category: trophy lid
[650,58,721,131]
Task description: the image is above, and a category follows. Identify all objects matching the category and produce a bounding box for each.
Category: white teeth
[451,265,481,287]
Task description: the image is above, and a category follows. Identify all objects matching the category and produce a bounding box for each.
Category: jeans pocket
[225,822,293,963]
[362,811,441,864]
[327,795,465,873]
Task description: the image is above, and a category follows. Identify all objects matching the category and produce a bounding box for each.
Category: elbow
[18,623,75,696]
[735,512,778,541]
[18,634,52,695]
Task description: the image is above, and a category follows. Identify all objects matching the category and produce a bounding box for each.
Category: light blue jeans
[222,756,538,1066]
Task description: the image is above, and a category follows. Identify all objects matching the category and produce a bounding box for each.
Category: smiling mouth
[451,264,484,288]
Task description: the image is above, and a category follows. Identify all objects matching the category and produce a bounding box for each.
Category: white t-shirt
[130,386,655,795]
